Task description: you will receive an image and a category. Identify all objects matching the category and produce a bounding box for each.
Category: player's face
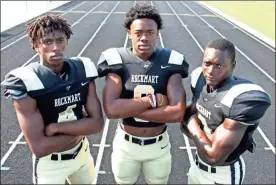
[34,30,68,68]
[128,18,158,60]
[202,48,234,89]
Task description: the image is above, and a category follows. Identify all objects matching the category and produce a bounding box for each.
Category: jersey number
[133,85,154,122]
[58,104,77,123]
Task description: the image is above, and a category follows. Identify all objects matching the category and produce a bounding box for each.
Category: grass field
[205,1,275,41]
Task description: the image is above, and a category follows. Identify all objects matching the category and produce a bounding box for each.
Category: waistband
[119,124,167,137]
[194,152,243,174]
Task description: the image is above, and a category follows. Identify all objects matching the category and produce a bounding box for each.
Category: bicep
[85,81,103,118]
[103,73,122,107]
[167,73,186,106]
[212,118,248,158]
[13,96,45,148]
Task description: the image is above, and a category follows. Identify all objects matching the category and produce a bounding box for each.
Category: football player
[97,4,189,185]
[181,38,271,184]
[1,14,104,184]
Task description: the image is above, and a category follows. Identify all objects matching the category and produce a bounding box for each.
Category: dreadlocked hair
[26,14,73,50]
[124,4,163,30]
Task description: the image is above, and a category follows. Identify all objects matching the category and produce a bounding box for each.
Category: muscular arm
[136,73,186,123]
[53,81,104,136]
[187,118,248,165]
[103,73,152,119]
[13,96,78,158]
[180,99,197,138]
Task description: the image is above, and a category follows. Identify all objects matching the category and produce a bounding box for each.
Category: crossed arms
[103,72,186,123]
[13,82,104,158]
[181,100,248,165]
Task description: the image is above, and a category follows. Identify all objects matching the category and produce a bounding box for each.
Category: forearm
[136,104,184,123]
[187,119,215,164]
[105,96,151,119]
[183,100,197,122]
[55,117,104,136]
[180,122,192,139]
[37,135,78,157]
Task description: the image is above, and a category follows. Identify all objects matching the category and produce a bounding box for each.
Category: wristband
[148,94,157,108]
[158,94,164,107]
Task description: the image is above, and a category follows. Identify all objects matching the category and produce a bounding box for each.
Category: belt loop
[139,140,144,146]
[129,134,132,143]
[58,153,61,161]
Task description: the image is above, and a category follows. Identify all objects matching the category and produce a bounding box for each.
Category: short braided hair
[124,4,163,30]
[26,14,73,50]
[205,38,236,63]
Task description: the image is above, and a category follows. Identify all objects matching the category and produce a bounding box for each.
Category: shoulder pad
[5,66,44,91]
[191,67,203,88]
[160,49,189,78]
[71,57,98,78]
[222,83,271,125]
[97,48,124,77]
[100,48,123,66]
[168,50,184,65]
[221,83,266,108]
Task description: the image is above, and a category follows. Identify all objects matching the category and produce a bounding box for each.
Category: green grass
[205,1,275,41]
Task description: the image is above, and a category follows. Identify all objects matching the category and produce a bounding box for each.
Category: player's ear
[33,44,40,53]
[232,60,236,70]
[127,30,131,39]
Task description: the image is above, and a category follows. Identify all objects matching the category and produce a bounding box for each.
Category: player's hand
[45,123,58,136]
[156,93,168,107]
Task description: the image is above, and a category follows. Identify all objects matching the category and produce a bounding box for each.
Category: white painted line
[257,127,275,154]
[71,1,104,27]
[0,1,88,51]
[197,2,275,52]
[1,167,10,171]
[92,119,110,184]
[166,1,203,53]
[151,1,164,48]
[92,2,136,183]
[151,2,164,49]
[183,135,194,165]
[98,170,107,174]
[196,1,275,50]
[179,146,196,150]
[8,141,27,145]
[153,1,195,167]
[22,53,39,67]
[1,132,24,167]
[181,1,275,84]
[93,144,111,147]
[92,3,130,183]
[78,1,121,57]
[158,32,164,48]
[124,33,129,48]
[153,0,195,167]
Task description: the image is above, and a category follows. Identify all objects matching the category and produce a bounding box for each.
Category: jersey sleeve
[2,74,27,99]
[190,67,205,100]
[2,66,44,99]
[70,56,98,81]
[96,48,124,78]
[167,50,189,78]
[221,84,271,125]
